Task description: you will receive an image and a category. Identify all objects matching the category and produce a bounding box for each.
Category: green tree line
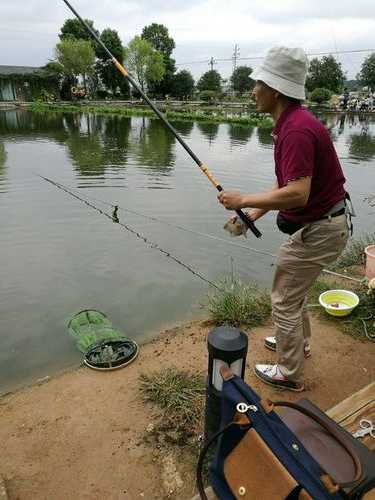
[43,18,375,102]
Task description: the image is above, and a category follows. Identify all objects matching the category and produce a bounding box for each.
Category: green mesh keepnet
[67,309,138,370]
[68,309,127,353]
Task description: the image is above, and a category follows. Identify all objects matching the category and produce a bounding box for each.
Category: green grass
[206,278,272,327]
[139,368,205,447]
[330,232,375,271]
[27,102,274,128]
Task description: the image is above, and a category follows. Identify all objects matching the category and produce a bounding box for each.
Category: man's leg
[272,252,322,383]
[256,215,349,390]
[302,297,312,344]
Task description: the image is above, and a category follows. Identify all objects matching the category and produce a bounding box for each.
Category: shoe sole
[253,367,305,392]
[265,342,311,359]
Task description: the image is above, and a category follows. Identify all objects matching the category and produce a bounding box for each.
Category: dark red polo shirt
[273,104,346,224]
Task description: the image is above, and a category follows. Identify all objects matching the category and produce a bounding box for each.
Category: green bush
[310,87,332,104]
[206,278,271,327]
[330,232,375,270]
[36,89,57,102]
[199,90,219,103]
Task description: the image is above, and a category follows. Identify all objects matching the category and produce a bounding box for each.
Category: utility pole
[209,57,217,71]
[232,44,240,95]
[232,44,240,73]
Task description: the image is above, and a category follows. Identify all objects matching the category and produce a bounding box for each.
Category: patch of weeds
[205,278,271,327]
[330,232,375,271]
[308,278,343,304]
[139,368,205,449]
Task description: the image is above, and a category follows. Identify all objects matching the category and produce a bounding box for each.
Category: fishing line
[68,188,276,258]
[52,182,366,285]
[37,175,220,290]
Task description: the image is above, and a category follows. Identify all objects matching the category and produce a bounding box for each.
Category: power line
[175,47,375,67]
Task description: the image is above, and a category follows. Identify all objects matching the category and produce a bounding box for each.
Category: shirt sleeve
[279,130,315,185]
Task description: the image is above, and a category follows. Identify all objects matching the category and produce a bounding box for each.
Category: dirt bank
[0,315,374,500]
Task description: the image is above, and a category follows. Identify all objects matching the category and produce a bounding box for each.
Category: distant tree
[141,23,176,96]
[197,70,222,93]
[55,38,95,93]
[310,87,332,104]
[42,61,65,80]
[59,18,99,43]
[357,53,375,89]
[141,23,175,57]
[170,70,195,98]
[344,79,360,92]
[124,36,165,92]
[306,55,345,94]
[95,28,129,97]
[199,90,218,102]
[230,66,254,94]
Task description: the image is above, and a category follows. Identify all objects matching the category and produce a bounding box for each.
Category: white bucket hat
[250,46,308,100]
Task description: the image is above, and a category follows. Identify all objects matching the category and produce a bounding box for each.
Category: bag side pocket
[224,428,306,499]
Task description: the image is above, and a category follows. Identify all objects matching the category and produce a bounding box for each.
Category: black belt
[319,207,346,220]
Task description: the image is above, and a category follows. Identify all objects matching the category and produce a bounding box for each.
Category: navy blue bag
[197,368,365,500]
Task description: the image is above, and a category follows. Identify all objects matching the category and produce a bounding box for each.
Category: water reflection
[196,122,219,145]
[67,127,106,177]
[0,109,374,177]
[102,116,131,166]
[173,120,194,138]
[228,124,254,146]
[257,127,274,147]
[0,110,68,144]
[66,114,132,177]
[348,132,375,161]
[132,118,176,173]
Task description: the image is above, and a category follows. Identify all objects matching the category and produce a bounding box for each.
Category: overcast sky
[1,0,375,81]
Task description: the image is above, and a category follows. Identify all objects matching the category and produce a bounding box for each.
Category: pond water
[0,109,374,393]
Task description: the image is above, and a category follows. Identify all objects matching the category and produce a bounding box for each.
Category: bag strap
[272,400,363,489]
[196,421,238,500]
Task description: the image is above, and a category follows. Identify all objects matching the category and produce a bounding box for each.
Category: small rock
[36,376,50,385]
[146,423,155,433]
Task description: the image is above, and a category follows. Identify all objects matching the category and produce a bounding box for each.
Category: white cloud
[0,0,374,79]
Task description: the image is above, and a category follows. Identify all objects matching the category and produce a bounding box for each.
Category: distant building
[0,65,59,101]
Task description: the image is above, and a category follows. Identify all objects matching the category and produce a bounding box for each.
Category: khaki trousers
[271,214,349,383]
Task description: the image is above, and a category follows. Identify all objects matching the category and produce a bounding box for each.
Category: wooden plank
[327,381,375,451]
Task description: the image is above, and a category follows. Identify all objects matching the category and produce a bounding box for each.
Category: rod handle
[217,185,262,238]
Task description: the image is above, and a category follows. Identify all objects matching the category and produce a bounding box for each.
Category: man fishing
[218,46,351,392]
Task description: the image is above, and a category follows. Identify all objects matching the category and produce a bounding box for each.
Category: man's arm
[218,177,311,211]
[247,180,279,221]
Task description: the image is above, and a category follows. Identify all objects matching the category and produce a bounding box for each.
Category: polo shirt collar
[273,103,302,136]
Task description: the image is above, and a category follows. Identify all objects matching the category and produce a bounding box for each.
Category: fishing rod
[60,0,262,239]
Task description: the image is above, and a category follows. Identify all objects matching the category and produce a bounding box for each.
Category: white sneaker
[254,363,304,392]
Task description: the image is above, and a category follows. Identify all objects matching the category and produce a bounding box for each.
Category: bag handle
[196,421,240,500]
[271,400,363,489]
